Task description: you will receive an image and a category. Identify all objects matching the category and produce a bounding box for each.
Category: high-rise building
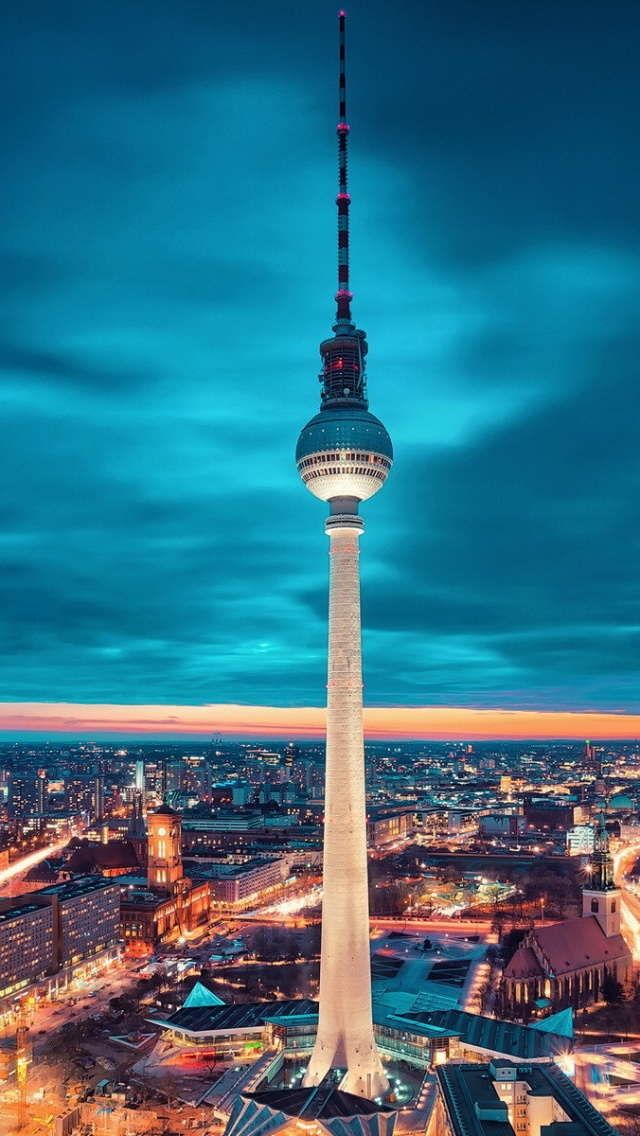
[93,773,105,821]
[7,774,40,819]
[296,12,392,1099]
[134,757,146,799]
[65,775,94,817]
[36,769,47,815]
[284,742,301,769]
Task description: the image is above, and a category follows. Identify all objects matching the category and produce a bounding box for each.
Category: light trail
[0,840,69,889]
[613,838,640,961]
[258,887,323,916]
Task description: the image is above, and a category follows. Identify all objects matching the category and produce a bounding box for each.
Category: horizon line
[0,701,638,742]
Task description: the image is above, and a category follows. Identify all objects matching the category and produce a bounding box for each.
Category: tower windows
[591,898,599,913]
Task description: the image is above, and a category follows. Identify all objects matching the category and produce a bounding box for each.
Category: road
[371,916,492,937]
[0,840,70,898]
[612,839,640,961]
[0,953,149,1052]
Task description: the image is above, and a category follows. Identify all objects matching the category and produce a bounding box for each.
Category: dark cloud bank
[1,0,640,715]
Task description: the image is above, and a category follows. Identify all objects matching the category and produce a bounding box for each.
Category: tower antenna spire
[335,10,353,330]
[297,10,392,1101]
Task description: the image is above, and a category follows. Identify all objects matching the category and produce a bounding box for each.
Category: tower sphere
[296,405,392,502]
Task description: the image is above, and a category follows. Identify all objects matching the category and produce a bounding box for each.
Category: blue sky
[1,0,640,720]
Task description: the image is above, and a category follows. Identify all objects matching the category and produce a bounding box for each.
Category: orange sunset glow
[0,702,639,741]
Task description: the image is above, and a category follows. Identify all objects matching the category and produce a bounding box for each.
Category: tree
[491,911,506,940]
[602,974,625,1005]
[204,1053,219,1079]
[500,928,527,966]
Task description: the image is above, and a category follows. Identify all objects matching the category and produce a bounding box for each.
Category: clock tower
[147,803,183,889]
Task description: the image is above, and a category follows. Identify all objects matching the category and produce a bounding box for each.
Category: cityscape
[2,3,640,1136]
[1,739,640,1134]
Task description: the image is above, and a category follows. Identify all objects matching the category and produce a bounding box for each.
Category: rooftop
[158,998,318,1035]
[436,1062,618,1136]
[36,876,118,900]
[0,902,50,926]
[394,1008,569,1061]
[247,1081,393,1119]
[505,916,631,980]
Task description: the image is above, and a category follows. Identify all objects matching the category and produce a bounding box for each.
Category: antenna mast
[318,10,368,408]
[335,10,353,329]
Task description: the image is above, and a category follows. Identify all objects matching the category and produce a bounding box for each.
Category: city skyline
[2,2,640,732]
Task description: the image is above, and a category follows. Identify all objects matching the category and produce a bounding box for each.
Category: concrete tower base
[302,515,388,1100]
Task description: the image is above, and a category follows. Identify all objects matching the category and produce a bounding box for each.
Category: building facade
[432,1060,618,1136]
[498,816,632,1020]
[0,878,120,1004]
[0,902,54,1000]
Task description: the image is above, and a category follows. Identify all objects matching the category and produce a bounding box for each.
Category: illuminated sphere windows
[296,406,393,502]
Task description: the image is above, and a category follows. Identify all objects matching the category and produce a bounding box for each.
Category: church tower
[127,793,147,868]
[147,802,183,890]
[582,811,620,936]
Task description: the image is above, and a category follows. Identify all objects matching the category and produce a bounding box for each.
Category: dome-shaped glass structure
[296,406,393,464]
[297,408,393,502]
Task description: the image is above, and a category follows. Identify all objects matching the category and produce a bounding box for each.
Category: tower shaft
[303,511,387,1098]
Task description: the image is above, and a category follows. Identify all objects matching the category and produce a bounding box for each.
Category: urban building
[0,902,54,1000]
[7,774,40,819]
[207,857,285,909]
[118,802,209,952]
[366,808,413,849]
[431,1060,617,1136]
[152,989,573,1080]
[64,775,96,818]
[35,877,121,971]
[499,816,632,1019]
[65,839,141,877]
[0,878,120,1004]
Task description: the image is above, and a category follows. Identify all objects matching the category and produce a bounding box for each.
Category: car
[88,991,98,998]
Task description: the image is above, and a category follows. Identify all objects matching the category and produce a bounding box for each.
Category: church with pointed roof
[498,815,632,1021]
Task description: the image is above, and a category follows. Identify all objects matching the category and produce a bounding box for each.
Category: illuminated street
[0,841,70,897]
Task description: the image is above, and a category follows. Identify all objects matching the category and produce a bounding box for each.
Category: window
[611,899,616,913]
[591,898,599,913]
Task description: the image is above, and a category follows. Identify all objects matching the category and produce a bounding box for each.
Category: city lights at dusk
[1,4,640,1135]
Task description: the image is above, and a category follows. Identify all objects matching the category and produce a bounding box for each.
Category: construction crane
[15,998,28,1130]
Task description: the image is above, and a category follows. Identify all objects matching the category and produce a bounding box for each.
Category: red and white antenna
[317,11,368,408]
[335,10,353,329]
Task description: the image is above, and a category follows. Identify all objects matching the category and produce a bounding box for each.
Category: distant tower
[134,757,146,801]
[147,803,183,889]
[128,793,147,867]
[36,769,47,815]
[93,773,105,822]
[297,12,391,1100]
[582,812,620,936]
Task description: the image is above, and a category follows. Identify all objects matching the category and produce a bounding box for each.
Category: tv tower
[296,11,392,1099]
